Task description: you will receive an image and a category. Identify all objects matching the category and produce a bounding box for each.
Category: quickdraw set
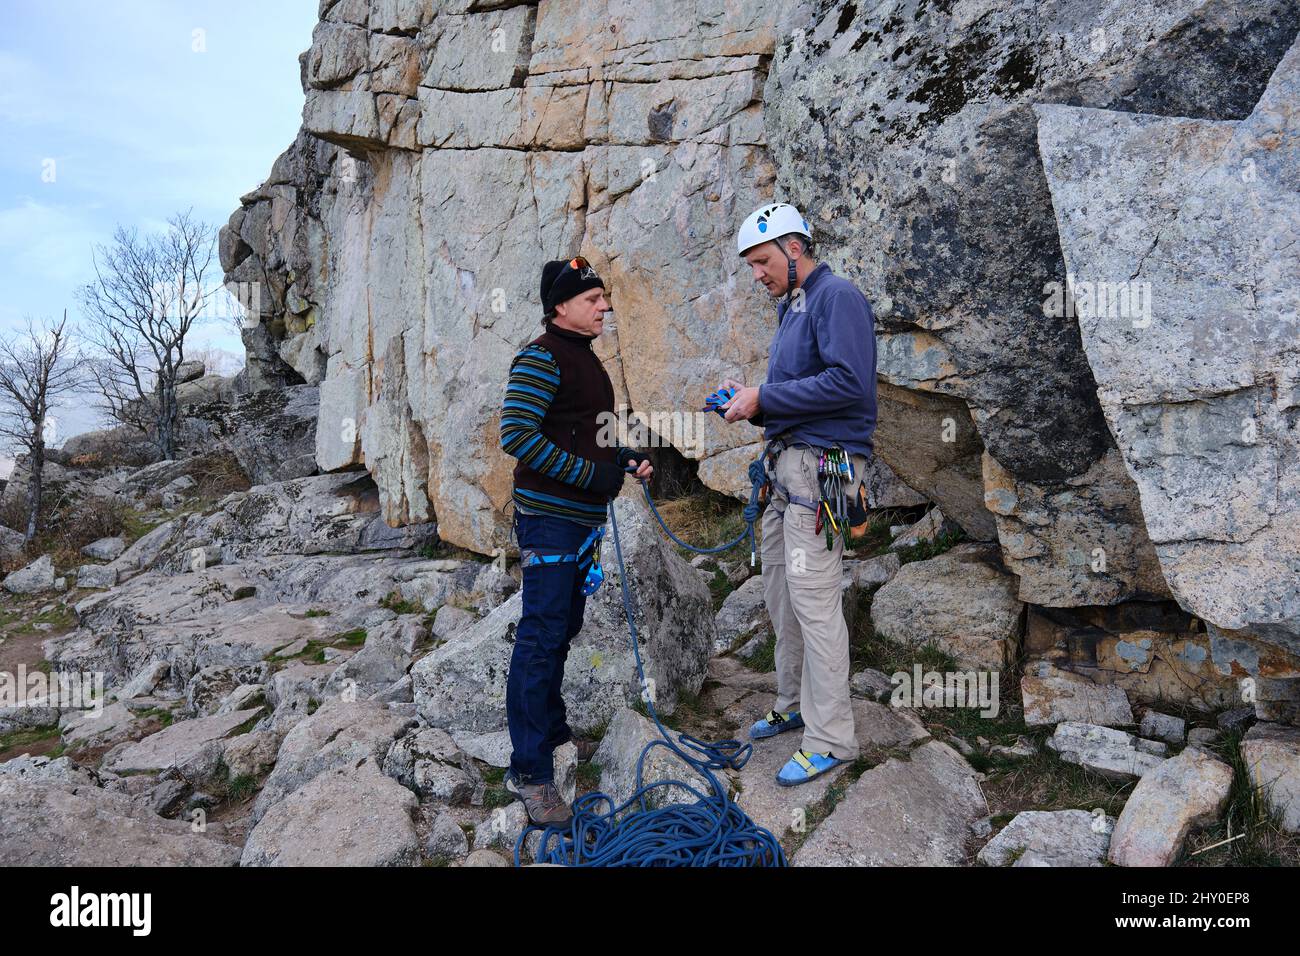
[814,447,871,550]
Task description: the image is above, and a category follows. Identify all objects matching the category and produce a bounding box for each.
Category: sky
[0,0,318,465]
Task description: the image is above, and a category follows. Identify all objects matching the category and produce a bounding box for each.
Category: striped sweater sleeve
[499,344,602,490]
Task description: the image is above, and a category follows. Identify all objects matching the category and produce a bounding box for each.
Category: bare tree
[79,211,216,460]
[0,312,90,545]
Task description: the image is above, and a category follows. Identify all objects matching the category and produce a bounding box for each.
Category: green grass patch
[480,766,514,809]
[379,592,422,616]
[736,630,776,673]
[333,628,368,647]
[0,724,61,754]
[12,604,78,636]
[894,528,967,565]
[136,706,176,728]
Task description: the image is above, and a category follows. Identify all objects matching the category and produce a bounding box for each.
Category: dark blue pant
[506,511,594,783]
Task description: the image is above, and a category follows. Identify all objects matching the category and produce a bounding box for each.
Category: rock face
[412,497,713,734]
[765,0,1297,607]
[1037,36,1300,709]
[221,0,788,555]
[218,0,1300,726]
[1023,604,1241,715]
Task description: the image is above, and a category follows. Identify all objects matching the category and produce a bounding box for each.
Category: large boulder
[978,809,1114,867]
[250,699,416,823]
[870,544,1024,670]
[240,758,420,866]
[1021,661,1134,727]
[1037,36,1300,705]
[792,741,988,866]
[3,554,55,595]
[412,497,714,735]
[1240,722,1300,832]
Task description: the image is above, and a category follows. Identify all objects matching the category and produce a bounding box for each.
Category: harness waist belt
[762,437,821,512]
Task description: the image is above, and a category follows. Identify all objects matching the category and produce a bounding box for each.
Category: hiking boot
[504,769,573,826]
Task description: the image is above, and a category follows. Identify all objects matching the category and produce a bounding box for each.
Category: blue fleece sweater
[755,262,878,456]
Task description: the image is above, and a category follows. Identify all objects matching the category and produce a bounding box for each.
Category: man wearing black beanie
[497,255,653,826]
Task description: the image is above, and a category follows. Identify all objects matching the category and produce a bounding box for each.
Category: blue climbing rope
[515,458,785,867]
[638,457,769,561]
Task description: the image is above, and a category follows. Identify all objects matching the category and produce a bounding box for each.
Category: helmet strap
[774,238,798,312]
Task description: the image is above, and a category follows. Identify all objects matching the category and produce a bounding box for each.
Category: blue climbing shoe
[775,749,842,787]
[748,709,804,740]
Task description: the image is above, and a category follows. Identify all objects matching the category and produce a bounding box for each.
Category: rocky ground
[2,414,1297,866]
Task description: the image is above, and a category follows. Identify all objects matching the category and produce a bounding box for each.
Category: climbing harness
[519,524,606,596]
[514,456,786,866]
[766,438,872,549]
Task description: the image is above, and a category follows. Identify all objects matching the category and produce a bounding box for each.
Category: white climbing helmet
[736,202,812,257]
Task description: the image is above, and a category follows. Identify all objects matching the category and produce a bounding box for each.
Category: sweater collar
[546,322,597,347]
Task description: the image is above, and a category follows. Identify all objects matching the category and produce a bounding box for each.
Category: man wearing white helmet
[719,202,878,786]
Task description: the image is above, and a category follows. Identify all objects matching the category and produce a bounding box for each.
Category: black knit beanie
[540,258,605,320]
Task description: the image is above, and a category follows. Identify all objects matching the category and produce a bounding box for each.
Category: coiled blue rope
[515,458,785,867]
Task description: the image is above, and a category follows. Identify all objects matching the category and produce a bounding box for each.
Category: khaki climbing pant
[760,444,868,761]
